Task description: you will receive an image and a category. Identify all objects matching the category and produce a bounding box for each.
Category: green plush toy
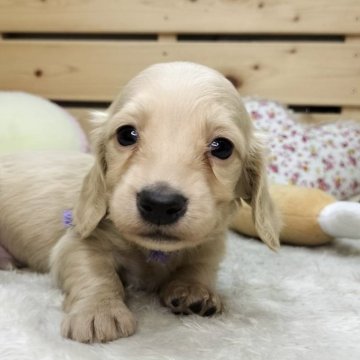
[0,92,88,154]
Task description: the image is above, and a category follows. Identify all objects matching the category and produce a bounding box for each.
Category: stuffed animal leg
[231,184,360,246]
[318,202,360,240]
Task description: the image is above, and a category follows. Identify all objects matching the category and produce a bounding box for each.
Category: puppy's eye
[116,125,138,146]
[210,137,234,159]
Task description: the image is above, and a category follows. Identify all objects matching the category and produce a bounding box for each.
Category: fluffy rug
[1,232,359,360]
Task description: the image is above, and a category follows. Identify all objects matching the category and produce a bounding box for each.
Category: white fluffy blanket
[1,232,359,360]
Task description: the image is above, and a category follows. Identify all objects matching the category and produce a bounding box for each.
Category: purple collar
[63,210,171,263]
[147,250,171,263]
[63,209,74,228]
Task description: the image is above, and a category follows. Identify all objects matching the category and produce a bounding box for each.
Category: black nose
[137,184,188,226]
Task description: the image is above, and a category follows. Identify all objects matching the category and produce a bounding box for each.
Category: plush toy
[245,98,360,200]
[231,184,360,245]
[0,92,88,154]
[231,99,360,245]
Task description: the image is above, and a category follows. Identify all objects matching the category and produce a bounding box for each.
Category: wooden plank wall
[1,0,359,34]
[0,0,359,131]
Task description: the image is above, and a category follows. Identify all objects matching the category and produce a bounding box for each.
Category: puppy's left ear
[73,120,108,239]
[237,135,281,250]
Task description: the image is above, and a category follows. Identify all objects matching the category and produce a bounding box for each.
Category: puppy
[0,62,280,343]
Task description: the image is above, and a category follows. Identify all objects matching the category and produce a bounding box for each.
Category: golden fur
[0,62,280,343]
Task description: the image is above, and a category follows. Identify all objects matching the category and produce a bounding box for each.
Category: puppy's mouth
[139,230,180,242]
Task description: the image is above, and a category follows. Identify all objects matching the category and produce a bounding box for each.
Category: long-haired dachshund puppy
[0,62,280,343]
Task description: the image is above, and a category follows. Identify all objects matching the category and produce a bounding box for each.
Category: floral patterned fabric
[244,98,360,200]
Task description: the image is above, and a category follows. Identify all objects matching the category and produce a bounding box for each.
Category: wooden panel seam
[158,34,177,42]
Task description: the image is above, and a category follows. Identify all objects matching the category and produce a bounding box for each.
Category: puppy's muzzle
[137,184,187,226]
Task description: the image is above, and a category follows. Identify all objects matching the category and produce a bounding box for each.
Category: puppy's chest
[114,250,183,291]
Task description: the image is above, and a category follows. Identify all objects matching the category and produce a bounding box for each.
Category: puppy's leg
[51,233,136,343]
[160,239,225,317]
[160,271,222,317]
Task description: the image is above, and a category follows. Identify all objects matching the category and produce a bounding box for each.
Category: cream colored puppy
[0,62,280,343]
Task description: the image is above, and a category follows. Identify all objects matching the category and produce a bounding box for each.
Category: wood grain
[0,0,359,35]
[1,40,359,106]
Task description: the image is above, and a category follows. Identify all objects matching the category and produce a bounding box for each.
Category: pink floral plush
[244,98,360,200]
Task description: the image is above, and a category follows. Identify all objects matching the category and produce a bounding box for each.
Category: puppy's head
[74,62,280,251]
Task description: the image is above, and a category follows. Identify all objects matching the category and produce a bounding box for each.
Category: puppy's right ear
[236,135,281,250]
[73,118,107,238]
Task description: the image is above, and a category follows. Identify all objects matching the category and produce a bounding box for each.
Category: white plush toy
[0,92,88,154]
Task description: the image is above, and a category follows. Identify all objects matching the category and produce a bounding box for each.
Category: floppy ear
[73,122,107,239]
[237,136,281,250]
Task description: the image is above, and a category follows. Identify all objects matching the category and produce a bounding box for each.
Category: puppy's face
[74,63,280,251]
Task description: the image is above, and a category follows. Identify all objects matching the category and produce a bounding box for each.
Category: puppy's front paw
[61,300,136,343]
[160,281,222,317]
